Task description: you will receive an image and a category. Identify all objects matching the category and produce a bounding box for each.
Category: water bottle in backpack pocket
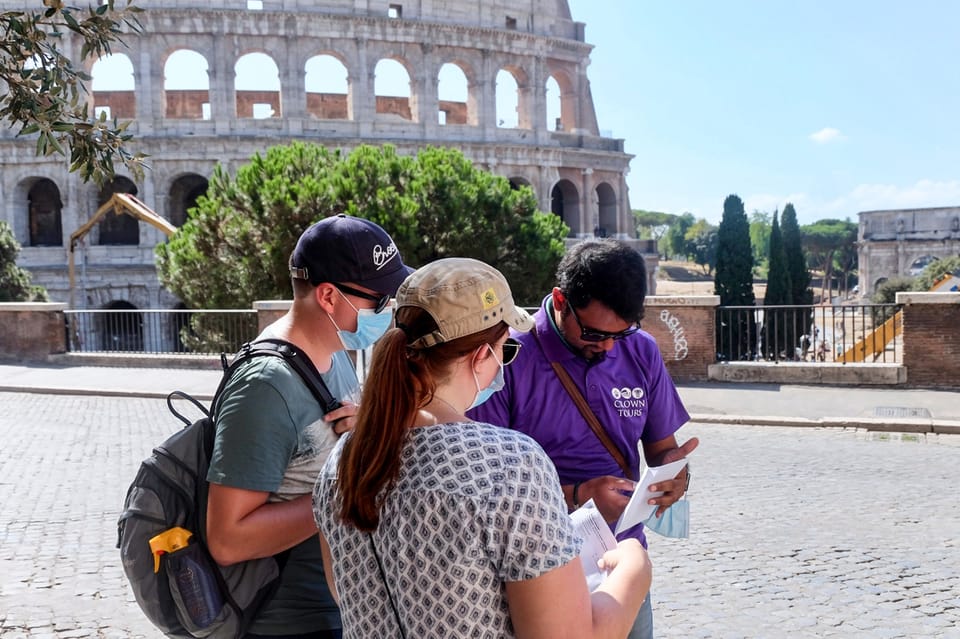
[151,527,225,631]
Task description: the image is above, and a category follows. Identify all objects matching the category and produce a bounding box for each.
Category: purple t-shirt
[469,296,690,545]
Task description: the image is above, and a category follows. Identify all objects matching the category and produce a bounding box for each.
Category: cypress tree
[781,203,813,357]
[762,211,791,358]
[714,194,756,359]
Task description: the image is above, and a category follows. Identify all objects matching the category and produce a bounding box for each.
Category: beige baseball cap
[398,257,534,349]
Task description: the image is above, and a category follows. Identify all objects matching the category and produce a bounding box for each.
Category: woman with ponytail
[313,257,651,639]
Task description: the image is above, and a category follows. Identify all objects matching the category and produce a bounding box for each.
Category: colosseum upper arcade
[2,0,644,309]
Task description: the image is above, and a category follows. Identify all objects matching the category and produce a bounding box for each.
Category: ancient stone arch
[2,0,645,305]
[858,206,960,296]
[167,173,210,227]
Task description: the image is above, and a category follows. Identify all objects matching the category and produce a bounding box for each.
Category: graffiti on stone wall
[659,309,689,360]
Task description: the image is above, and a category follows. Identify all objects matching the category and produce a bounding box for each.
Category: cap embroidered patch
[481,287,499,309]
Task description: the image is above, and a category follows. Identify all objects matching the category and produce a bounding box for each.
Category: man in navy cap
[206,214,412,638]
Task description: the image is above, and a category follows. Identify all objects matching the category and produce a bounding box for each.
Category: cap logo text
[372,242,399,271]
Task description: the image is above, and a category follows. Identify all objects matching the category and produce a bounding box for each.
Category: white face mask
[328,291,394,350]
[469,344,505,409]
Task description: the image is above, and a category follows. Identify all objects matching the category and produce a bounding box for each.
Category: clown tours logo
[611,386,646,417]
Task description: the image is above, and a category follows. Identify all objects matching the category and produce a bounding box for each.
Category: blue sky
[567,0,960,225]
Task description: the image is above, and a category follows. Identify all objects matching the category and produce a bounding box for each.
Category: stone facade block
[0,303,68,360]
[4,1,646,316]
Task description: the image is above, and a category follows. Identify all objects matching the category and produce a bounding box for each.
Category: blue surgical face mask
[469,344,505,409]
[643,499,689,539]
[330,291,394,351]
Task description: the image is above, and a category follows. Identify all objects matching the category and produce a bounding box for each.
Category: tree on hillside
[1,1,146,184]
[762,211,790,358]
[662,212,695,260]
[0,221,48,302]
[632,209,676,249]
[801,218,856,302]
[156,142,568,312]
[685,218,718,274]
[912,255,960,291]
[714,194,756,360]
[781,203,813,355]
[749,210,772,276]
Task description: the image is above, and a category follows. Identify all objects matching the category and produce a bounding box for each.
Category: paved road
[1,392,958,638]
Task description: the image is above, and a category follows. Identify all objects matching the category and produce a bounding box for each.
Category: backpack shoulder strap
[227,338,342,415]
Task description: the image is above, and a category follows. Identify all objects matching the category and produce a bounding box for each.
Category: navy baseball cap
[289,214,413,295]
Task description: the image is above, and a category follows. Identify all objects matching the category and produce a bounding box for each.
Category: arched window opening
[235,52,281,118]
[596,182,617,238]
[547,71,576,133]
[496,69,519,129]
[438,63,468,125]
[305,54,350,119]
[91,53,136,119]
[97,177,140,245]
[28,178,63,247]
[99,300,143,352]
[908,255,939,277]
[169,174,209,227]
[374,58,412,121]
[551,179,579,237]
[546,76,562,131]
[509,177,532,192]
[164,50,210,119]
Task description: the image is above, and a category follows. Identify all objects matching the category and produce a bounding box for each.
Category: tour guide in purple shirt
[469,238,699,639]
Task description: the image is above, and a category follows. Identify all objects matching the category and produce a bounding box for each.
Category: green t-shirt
[208,349,358,634]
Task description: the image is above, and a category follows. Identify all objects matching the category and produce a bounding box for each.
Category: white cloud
[809,127,844,144]
[823,179,960,216]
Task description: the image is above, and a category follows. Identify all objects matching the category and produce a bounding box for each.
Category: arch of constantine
[2,0,648,312]
[858,206,960,295]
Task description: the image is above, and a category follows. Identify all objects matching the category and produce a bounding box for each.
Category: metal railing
[65,309,259,355]
[716,303,903,364]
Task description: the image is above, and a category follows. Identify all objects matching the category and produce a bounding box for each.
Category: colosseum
[3,0,648,314]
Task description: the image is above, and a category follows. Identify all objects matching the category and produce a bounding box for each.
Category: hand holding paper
[569,499,618,591]
[614,441,690,535]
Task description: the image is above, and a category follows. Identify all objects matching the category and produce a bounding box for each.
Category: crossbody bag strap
[532,329,635,480]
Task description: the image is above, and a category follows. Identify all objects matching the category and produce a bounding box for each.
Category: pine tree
[714,194,756,359]
[762,211,791,358]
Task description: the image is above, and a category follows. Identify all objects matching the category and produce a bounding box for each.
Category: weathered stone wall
[643,296,718,382]
[0,303,67,360]
[898,292,960,388]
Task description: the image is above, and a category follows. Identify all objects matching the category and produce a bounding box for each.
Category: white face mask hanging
[469,344,505,409]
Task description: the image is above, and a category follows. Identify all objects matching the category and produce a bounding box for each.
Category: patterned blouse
[314,421,581,639]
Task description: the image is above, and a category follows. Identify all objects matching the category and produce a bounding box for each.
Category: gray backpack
[117,340,340,638]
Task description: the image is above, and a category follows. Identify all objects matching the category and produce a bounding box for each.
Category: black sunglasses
[501,337,522,366]
[568,303,639,342]
[333,283,392,314]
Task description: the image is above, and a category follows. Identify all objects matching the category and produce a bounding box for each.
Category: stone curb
[0,385,216,402]
[689,413,960,435]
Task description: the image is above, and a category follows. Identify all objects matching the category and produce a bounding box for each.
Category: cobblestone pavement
[1,393,958,638]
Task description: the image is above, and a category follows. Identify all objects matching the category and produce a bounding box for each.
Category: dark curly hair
[556,239,647,324]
